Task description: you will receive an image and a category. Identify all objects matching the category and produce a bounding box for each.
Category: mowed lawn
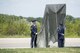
[0,48,80,53]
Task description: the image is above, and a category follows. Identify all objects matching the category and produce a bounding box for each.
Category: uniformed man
[58,23,65,47]
[30,20,37,48]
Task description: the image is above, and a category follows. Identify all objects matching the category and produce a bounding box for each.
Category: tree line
[0,14,41,37]
[0,14,80,37]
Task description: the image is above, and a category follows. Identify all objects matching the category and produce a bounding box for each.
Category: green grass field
[0,35,30,38]
[0,48,80,53]
[0,34,80,38]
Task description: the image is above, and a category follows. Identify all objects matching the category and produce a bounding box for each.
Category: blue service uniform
[31,25,37,48]
[58,26,64,47]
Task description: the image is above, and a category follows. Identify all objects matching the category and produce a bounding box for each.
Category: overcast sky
[0,0,80,17]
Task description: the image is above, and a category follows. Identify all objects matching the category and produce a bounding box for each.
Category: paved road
[49,38,80,48]
[0,38,80,48]
[0,38,30,48]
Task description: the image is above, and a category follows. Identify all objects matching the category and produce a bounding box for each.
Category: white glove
[61,33,64,36]
[36,33,38,35]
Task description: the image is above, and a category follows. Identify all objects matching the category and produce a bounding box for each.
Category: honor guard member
[30,20,37,48]
[58,23,65,47]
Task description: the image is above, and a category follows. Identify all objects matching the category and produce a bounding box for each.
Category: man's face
[33,22,36,25]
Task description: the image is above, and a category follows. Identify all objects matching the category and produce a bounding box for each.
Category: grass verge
[0,48,80,53]
[0,35,30,38]
[0,34,80,38]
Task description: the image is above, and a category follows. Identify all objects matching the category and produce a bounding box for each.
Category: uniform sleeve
[30,25,37,34]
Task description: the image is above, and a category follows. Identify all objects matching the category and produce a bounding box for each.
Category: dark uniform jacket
[58,26,64,39]
[31,25,37,37]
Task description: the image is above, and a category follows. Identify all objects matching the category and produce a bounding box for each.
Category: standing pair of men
[30,20,65,48]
